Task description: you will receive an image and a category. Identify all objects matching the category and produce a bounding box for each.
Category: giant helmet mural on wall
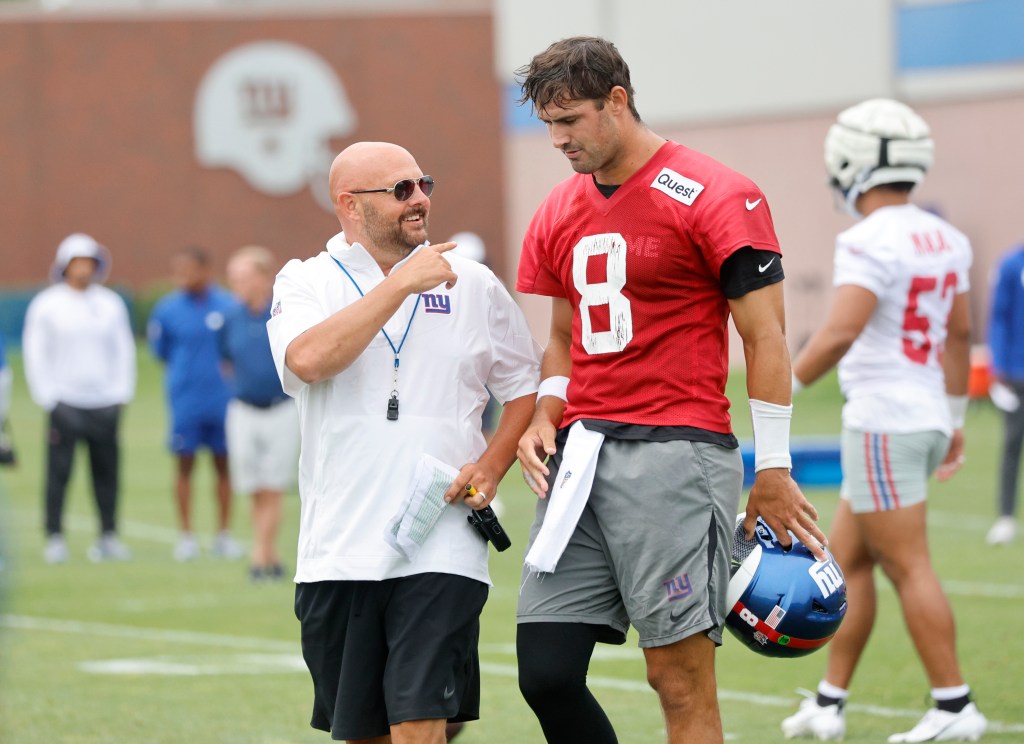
[193,41,356,211]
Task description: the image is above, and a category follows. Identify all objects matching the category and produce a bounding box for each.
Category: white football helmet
[824,98,934,216]
[194,41,356,211]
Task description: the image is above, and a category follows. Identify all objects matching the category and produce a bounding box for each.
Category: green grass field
[1,351,1021,743]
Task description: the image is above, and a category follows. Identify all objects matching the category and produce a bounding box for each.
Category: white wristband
[947,394,968,429]
[792,372,805,395]
[536,375,569,402]
[749,398,793,472]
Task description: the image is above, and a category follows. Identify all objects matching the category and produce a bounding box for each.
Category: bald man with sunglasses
[268,142,541,744]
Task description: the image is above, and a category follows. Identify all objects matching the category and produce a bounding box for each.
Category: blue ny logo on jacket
[421,293,451,315]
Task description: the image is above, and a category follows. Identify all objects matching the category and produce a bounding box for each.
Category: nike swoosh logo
[443,685,455,700]
[745,198,762,211]
[669,606,686,622]
[758,257,776,273]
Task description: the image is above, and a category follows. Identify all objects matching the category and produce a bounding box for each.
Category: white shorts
[226,399,300,494]
[840,428,949,513]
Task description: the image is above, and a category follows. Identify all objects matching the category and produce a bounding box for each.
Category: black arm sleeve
[718,246,785,299]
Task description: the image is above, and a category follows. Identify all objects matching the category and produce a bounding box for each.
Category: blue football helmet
[726,515,847,658]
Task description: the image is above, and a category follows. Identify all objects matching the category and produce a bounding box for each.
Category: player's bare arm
[445,393,537,507]
[730,282,828,559]
[936,291,971,481]
[791,284,877,388]
[285,243,458,384]
[517,297,572,498]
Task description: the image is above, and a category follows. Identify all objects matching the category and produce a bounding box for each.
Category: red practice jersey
[517,141,782,433]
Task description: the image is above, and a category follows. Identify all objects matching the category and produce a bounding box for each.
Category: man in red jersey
[513,37,828,744]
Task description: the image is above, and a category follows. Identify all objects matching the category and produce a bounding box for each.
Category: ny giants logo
[808,559,843,599]
[421,293,451,314]
[664,573,693,602]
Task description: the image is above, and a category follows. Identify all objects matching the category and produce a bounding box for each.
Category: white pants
[226,399,300,494]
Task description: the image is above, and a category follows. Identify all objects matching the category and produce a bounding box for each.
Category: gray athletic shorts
[517,437,743,648]
[840,428,950,513]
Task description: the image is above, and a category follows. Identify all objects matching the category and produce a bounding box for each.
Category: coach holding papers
[267,141,540,743]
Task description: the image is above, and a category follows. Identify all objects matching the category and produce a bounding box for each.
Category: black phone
[467,506,511,552]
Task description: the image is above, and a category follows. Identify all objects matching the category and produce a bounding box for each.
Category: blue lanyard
[330,255,420,356]
[331,255,420,420]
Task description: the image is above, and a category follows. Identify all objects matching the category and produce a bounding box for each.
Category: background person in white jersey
[267,141,541,744]
[782,100,986,743]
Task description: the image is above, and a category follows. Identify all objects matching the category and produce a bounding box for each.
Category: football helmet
[824,98,934,216]
[194,41,357,210]
[726,515,847,658]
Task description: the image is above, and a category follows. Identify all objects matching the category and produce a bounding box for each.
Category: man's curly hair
[515,36,641,121]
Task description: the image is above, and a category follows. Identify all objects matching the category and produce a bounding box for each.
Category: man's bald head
[328,142,418,206]
[327,141,433,272]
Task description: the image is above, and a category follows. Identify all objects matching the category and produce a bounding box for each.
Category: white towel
[990,380,1021,413]
[524,421,605,574]
[385,454,458,561]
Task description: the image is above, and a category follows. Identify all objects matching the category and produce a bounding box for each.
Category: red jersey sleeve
[516,193,569,298]
[693,179,781,278]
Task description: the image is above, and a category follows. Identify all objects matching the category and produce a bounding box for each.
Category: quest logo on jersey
[650,168,704,206]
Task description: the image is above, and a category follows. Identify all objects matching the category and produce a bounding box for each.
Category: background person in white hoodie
[22,234,136,564]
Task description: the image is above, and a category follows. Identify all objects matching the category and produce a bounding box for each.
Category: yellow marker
[465,484,479,497]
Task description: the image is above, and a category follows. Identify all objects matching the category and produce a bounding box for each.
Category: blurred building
[1,0,1023,357]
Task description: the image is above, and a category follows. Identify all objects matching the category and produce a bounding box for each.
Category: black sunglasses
[349,176,435,202]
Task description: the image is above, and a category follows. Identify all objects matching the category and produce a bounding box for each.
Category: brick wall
[0,9,504,291]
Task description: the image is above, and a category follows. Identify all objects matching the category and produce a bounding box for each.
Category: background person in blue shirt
[219,246,299,580]
[148,246,242,562]
[987,243,1024,545]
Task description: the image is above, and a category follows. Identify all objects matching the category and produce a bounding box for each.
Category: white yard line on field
[12,510,1022,601]
[0,614,296,652]
[10,509,189,545]
[4,613,1023,734]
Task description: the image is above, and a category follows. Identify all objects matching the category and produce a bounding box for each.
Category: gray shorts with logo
[516,437,743,648]
[840,428,950,513]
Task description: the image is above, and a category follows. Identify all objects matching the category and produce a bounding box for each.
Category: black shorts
[294,573,489,740]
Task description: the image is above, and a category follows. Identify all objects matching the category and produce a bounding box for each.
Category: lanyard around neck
[331,254,420,421]
[330,255,421,357]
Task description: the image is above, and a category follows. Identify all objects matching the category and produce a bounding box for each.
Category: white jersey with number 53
[834,203,972,434]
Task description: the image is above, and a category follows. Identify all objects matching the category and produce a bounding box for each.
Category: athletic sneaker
[87,533,132,562]
[174,533,200,562]
[781,696,846,740]
[985,516,1017,545]
[888,704,987,742]
[43,534,69,564]
[211,531,243,560]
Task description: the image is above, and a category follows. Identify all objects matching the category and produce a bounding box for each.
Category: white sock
[818,680,849,701]
[931,684,970,701]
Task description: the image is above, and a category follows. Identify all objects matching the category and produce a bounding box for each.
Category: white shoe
[174,533,200,562]
[888,703,987,742]
[781,695,846,740]
[87,533,132,562]
[44,534,69,564]
[211,531,243,560]
[985,516,1017,545]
